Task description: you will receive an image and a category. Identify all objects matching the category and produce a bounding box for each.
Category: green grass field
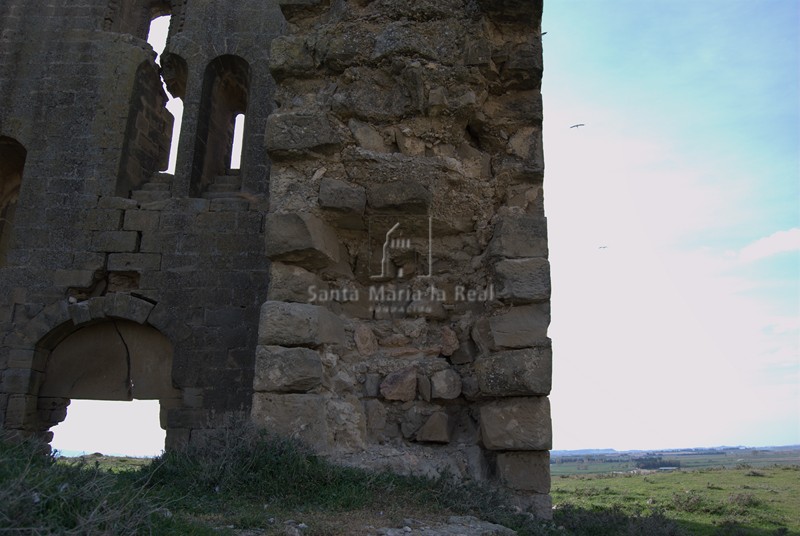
[552,465,800,535]
[4,431,799,535]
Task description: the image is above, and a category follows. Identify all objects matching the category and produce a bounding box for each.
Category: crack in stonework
[112,320,134,400]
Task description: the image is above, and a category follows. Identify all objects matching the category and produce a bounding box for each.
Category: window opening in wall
[230,113,246,170]
[191,55,251,197]
[147,15,183,175]
[51,400,165,457]
[0,136,26,266]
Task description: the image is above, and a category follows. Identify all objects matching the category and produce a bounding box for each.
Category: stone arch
[3,295,189,446]
[190,55,251,197]
[36,320,180,442]
[0,135,26,266]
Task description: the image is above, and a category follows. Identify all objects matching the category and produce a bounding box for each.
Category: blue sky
[51,2,799,456]
[543,0,799,449]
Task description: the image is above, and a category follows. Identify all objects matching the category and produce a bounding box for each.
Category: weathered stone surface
[487,216,548,258]
[364,373,381,397]
[366,180,431,213]
[319,177,366,215]
[364,398,387,436]
[380,367,417,401]
[348,119,388,152]
[254,345,323,393]
[312,27,369,72]
[354,324,378,356]
[0,368,42,394]
[327,396,367,452]
[395,127,427,156]
[252,393,329,452]
[265,111,340,152]
[475,346,551,396]
[264,212,341,268]
[494,258,550,304]
[450,333,478,365]
[269,35,315,79]
[417,374,432,402]
[488,306,550,349]
[496,451,550,493]
[509,493,553,521]
[472,305,550,354]
[259,301,346,347]
[480,397,551,451]
[268,263,327,303]
[440,326,459,357]
[430,369,462,400]
[502,42,543,90]
[416,411,450,443]
[332,68,412,121]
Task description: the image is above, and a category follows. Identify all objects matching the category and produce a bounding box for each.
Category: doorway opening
[50,399,165,457]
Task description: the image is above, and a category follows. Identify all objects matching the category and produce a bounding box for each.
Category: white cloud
[739,228,800,263]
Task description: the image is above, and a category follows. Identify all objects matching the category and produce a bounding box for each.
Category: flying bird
[570,124,585,129]
[598,246,608,249]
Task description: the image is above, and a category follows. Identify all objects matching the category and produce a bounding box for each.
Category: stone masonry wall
[255,0,550,515]
[0,0,551,518]
[0,0,273,449]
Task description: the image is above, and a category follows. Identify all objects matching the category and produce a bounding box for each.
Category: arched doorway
[29,317,182,450]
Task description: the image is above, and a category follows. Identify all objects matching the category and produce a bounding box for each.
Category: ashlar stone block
[496,451,550,493]
[487,216,548,259]
[258,301,345,348]
[472,305,550,354]
[268,263,327,303]
[254,345,323,393]
[264,212,341,269]
[494,258,550,304]
[366,180,431,214]
[480,397,551,451]
[475,346,551,396]
[319,177,366,215]
[252,393,330,452]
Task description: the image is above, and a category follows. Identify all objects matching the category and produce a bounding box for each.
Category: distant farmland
[551,446,800,476]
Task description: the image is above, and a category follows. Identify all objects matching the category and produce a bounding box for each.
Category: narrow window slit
[230,113,246,170]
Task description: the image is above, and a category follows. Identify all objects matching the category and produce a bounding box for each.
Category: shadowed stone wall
[0,0,550,517]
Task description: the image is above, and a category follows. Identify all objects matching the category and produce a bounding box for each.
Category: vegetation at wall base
[1,430,798,535]
[0,433,212,535]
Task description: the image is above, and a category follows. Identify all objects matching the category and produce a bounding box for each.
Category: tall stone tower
[0,0,550,516]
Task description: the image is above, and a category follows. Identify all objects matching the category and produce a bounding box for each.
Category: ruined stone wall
[0,0,274,448]
[0,0,551,517]
[255,0,550,515]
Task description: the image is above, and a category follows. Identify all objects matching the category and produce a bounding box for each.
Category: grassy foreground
[1,429,797,535]
[552,466,800,536]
